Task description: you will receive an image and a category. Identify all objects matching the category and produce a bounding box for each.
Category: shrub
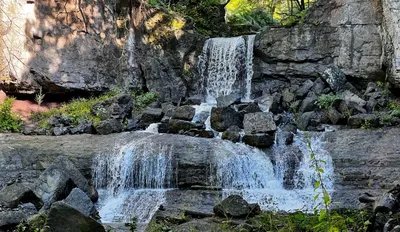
[0,97,23,132]
[317,94,341,110]
[227,8,276,30]
[132,92,158,111]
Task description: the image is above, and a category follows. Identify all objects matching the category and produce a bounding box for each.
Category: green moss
[0,97,23,132]
[28,214,47,231]
[132,91,158,112]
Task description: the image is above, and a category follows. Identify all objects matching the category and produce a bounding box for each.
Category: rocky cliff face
[253,0,400,93]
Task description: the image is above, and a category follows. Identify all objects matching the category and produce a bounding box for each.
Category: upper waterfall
[198,35,256,103]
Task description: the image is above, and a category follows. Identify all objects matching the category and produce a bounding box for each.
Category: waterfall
[93,136,175,223]
[198,35,256,103]
[217,132,334,212]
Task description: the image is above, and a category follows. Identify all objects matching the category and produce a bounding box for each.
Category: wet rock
[138,107,164,128]
[243,112,276,134]
[89,186,98,203]
[168,119,198,134]
[242,134,274,148]
[0,183,42,209]
[348,114,380,128]
[192,111,209,124]
[45,202,105,232]
[216,93,241,108]
[321,67,347,92]
[182,95,202,106]
[172,105,195,121]
[93,118,123,135]
[213,195,260,219]
[184,129,214,138]
[221,125,241,143]
[125,119,138,131]
[32,156,91,210]
[255,94,281,113]
[62,188,97,217]
[296,80,314,98]
[210,107,243,132]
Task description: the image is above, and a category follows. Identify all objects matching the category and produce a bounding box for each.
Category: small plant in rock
[35,87,45,106]
[317,94,341,110]
[0,97,23,132]
[125,216,138,232]
[131,91,158,112]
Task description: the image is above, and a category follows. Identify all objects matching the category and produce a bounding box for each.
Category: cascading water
[217,131,334,212]
[198,35,256,103]
[93,136,175,223]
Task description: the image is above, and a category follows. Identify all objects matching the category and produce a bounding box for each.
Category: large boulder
[347,114,380,128]
[242,134,274,148]
[168,119,199,134]
[138,108,164,128]
[172,106,196,121]
[93,118,124,135]
[321,67,347,92]
[213,195,260,219]
[221,125,241,143]
[210,107,243,132]
[91,93,133,121]
[44,202,105,232]
[62,188,97,217]
[216,93,241,108]
[243,112,276,134]
[0,183,42,209]
[32,156,91,210]
[0,203,37,230]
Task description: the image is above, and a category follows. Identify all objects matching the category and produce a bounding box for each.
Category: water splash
[217,132,334,212]
[198,35,255,103]
[93,137,175,223]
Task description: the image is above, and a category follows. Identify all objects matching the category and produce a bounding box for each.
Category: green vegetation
[0,97,23,132]
[125,216,138,232]
[31,91,158,129]
[317,94,341,110]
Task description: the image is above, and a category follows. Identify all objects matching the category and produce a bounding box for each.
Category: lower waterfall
[93,137,175,223]
[92,132,333,224]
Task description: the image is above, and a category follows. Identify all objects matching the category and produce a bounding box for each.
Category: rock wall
[253,0,400,93]
[1,129,400,209]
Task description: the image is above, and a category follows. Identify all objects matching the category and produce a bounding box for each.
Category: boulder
[70,120,93,134]
[348,114,380,128]
[93,118,123,135]
[0,203,37,230]
[182,95,202,105]
[213,195,260,219]
[184,129,215,138]
[255,94,281,113]
[210,107,243,132]
[221,125,241,143]
[161,103,176,118]
[343,90,366,107]
[44,202,105,232]
[299,95,318,113]
[327,107,346,125]
[238,102,262,114]
[91,93,133,120]
[32,156,91,210]
[62,188,96,217]
[168,119,198,134]
[172,105,196,121]
[0,183,42,209]
[216,93,241,108]
[192,111,210,124]
[242,134,274,148]
[125,119,139,131]
[321,67,347,92]
[299,111,329,131]
[296,80,314,99]
[311,78,326,95]
[138,108,164,128]
[243,112,276,134]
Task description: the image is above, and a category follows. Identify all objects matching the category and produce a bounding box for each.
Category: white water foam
[93,137,175,223]
[217,132,334,212]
